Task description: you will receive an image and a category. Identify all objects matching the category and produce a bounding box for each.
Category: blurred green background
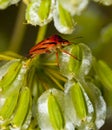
[0,1,112,130]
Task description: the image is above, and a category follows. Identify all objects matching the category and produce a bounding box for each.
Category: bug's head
[50,35,70,46]
[61,40,71,47]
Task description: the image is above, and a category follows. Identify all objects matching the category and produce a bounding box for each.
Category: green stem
[47,72,64,90]
[41,62,57,66]
[0,54,15,60]
[36,25,47,44]
[46,68,67,82]
[9,2,26,52]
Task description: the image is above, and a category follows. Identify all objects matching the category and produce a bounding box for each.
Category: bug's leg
[60,49,81,61]
[55,52,59,67]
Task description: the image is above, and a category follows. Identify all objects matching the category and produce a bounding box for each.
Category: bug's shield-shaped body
[29,35,70,57]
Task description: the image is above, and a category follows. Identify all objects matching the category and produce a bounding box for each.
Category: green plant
[0,0,112,130]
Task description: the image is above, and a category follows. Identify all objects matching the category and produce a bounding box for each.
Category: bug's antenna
[69,36,83,40]
[67,36,84,43]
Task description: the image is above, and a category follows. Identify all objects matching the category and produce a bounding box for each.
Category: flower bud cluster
[0,42,108,130]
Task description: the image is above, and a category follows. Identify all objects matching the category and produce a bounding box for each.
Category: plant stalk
[36,25,47,44]
[9,2,26,52]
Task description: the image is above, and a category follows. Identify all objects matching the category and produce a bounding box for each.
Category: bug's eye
[62,42,68,46]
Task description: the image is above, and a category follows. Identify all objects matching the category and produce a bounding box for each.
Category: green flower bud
[100,23,112,43]
[37,88,65,130]
[25,0,77,34]
[94,0,112,5]
[59,44,82,79]
[59,43,92,79]
[21,99,32,130]
[0,0,9,9]
[48,93,64,130]
[84,81,106,129]
[10,87,31,129]
[0,88,20,124]
[59,0,88,15]
[10,0,20,5]
[26,0,53,26]
[0,0,20,9]
[64,80,94,129]
[53,0,75,34]
[0,60,22,93]
[69,82,87,120]
[78,43,93,76]
[0,59,32,129]
[94,60,112,91]
[93,60,112,119]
